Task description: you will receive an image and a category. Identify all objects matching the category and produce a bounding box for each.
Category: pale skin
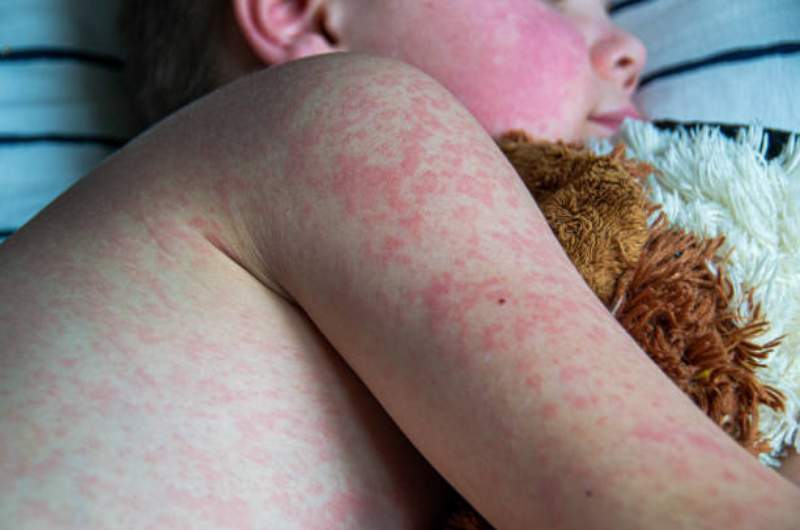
[2,3,800,530]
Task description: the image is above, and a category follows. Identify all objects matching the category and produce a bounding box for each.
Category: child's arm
[207,54,800,529]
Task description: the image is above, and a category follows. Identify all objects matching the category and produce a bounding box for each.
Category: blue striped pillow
[611,0,800,132]
[0,0,138,244]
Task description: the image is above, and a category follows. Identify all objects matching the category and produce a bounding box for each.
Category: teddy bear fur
[437,132,786,530]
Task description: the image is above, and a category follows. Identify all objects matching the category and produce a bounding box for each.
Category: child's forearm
[216,55,800,529]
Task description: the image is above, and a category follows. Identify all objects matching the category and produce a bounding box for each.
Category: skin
[231,0,646,141]
[2,1,799,529]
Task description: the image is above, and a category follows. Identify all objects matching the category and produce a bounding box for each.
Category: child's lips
[588,108,642,131]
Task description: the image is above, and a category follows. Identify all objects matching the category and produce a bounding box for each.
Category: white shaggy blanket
[592,121,800,468]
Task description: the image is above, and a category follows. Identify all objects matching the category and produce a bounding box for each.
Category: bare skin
[778,449,800,487]
[2,53,800,529]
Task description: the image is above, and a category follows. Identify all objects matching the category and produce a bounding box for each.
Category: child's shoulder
[265,52,434,87]
[221,52,450,120]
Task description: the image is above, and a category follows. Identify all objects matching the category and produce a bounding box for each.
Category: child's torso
[0,157,451,529]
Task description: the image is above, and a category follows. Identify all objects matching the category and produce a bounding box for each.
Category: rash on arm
[154,54,800,529]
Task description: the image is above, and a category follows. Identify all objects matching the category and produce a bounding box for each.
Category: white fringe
[590,120,800,468]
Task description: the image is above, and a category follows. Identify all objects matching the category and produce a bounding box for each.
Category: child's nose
[591,27,647,94]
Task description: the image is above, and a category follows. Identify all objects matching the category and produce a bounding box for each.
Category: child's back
[0,56,458,529]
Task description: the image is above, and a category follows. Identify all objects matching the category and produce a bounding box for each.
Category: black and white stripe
[611,0,800,132]
[1,0,139,245]
[610,0,656,15]
[0,47,125,70]
[0,133,127,149]
[640,41,800,88]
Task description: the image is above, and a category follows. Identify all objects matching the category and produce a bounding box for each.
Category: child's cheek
[431,2,591,139]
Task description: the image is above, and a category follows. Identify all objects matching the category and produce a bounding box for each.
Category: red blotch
[376,235,412,268]
[456,169,496,208]
[526,373,543,393]
[188,216,208,230]
[631,422,677,445]
[512,292,563,343]
[541,401,559,419]
[481,322,508,351]
[415,274,507,340]
[397,212,425,240]
[722,469,739,483]
[587,324,610,344]
[666,454,694,480]
[685,432,724,454]
[315,490,369,528]
[567,394,599,410]
[452,204,480,222]
[559,365,590,383]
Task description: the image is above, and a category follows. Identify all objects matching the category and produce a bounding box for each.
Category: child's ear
[232,0,340,65]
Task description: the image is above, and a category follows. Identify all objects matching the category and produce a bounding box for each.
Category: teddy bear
[437,131,787,530]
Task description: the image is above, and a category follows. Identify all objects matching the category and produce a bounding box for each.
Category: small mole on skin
[498,298,506,305]
[585,490,592,497]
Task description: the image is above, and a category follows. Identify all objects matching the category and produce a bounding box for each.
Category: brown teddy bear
[438,132,786,530]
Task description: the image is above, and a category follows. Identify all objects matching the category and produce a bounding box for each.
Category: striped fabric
[0,0,138,244]
[2,1,797,244]
[611,0,800,132]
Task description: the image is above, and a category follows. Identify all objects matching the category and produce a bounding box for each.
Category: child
[1,1,799,529]
[121,0,646,140]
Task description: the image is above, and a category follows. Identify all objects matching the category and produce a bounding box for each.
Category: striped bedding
[0,0,138,244]
[1,0,798,245]
[610,0,800,132]
[606,0,800,465]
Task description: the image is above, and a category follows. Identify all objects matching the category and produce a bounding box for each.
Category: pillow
[0,0,139,244]
[608,0,800,465]
[611,0,800,132]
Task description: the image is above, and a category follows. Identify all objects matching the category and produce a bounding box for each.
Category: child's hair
[118,1,227,125]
